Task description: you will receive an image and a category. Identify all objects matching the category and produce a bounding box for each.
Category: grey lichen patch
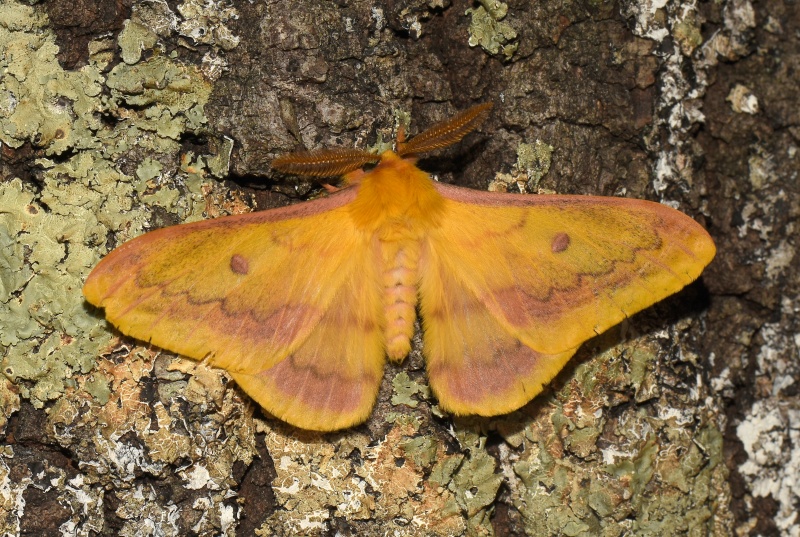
[507,336,730,536]
[57,474,106,535]
[620,0,671,42]
[737,399,800,533]
[726,83,759,115]
[177,0,241,51]
[620,1,717,197]
[47,347,257,533]
[259,424,373,532]
[466,1,518,60]
[259,420,467,535]
[387,1,452,41]
[0,444,105,537]
[114,483,183,536]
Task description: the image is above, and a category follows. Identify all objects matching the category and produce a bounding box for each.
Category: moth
[84,103,716,431]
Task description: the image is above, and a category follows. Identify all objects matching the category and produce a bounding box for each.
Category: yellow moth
[84,104,716,431]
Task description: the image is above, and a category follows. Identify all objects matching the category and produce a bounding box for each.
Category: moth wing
[84,189,385,431]
[229,258,385,431]
[419,242,577,415]
[420,183,715,415]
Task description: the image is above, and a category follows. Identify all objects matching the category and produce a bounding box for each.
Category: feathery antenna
[272,103,493,177]
[397,103,492,157]
[272,148,381,177]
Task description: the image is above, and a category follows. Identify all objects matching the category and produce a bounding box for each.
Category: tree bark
[1,0,796,535]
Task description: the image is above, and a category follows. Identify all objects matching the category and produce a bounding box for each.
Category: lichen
[259,425,373,532]
[1,1,242,533]
[466,1,518,60]
[0,377,20,433]
[516,140,554,191]
[508,337,729,536]
[737,384,800,534]
[258,419,470,536]
[0,1,737,534]
[486,139,555,194]
[46,349,258,535]
[118,19,159,65]
[177,0,241,51]
[726,83,759,115]
[391,371,431,408]
[0,5,103,156]
[0,0,217,410]
[451,429,503,532]
[0,178,108,407]
[672,9,703,55]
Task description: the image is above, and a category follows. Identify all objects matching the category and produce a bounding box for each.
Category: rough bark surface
[0,0,796,535]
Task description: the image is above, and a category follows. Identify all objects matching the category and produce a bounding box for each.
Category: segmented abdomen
[382,242,419,361]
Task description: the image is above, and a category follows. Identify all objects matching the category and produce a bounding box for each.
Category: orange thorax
[347,151,446,360]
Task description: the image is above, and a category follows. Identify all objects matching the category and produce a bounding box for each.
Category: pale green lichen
[672,10,703,56]
[391,371,431,408]
[478,0,508,20]
[0,377,20,433]
[1,1,243,533]
[628,344,660,402]
[486,139,555,193]
[136,156,164,182]
[516,139,554,191]
[399,435,438,469]
[509,338,729,536]
[82,372,111,405]
[105,54,211,139]
[118,19,159,65]
[0,178,109,407]
[0,3,104,155]
[206,136,235,179]
[452,429,503,531]
[466,1,518,60]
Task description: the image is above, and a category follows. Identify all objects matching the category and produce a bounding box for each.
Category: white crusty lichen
[726,83,759,115]
[259,416,505,535]
[641,0,757,198]
[738,400,800,534]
